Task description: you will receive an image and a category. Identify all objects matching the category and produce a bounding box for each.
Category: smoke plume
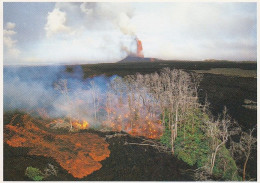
[4,66,109,126]
[26,2,139,64]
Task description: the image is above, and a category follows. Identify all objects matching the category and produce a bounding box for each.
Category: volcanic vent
[118,38,157,63]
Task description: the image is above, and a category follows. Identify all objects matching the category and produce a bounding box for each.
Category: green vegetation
[161,109,209,167]
[174,109,209,167]
[160,108,241,180]
[25,166,44,181]
[213,146,240,180]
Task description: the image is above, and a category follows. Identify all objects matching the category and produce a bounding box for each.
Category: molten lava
[137,38,144,58]
[4,114,110,179]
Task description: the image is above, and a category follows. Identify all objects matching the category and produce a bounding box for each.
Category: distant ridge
[118,56,158,63]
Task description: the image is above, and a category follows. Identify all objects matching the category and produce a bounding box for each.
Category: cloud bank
[133,3,257,61]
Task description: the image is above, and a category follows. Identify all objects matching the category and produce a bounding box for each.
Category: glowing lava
[4,114,110,179]
[137,38,144,58]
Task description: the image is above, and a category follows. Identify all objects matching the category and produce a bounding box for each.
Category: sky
[3,2,257,65]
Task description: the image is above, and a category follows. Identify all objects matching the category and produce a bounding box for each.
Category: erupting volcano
[118,38,158,63]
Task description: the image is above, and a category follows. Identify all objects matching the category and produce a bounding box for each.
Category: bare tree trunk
[171,123,174,154]
[210,152,216,174]
[168,112,171,130]
[183,124,186,140]
[175,103,179,140]
[243,155,249,181]
[162,111,165,126]
[210,143,223,174]
[66,95,73,131]
[93,94,96,121]
[69,117,72,131]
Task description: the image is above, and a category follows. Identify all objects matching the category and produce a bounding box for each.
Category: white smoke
[28,2,138,64]
[3,66,112,127]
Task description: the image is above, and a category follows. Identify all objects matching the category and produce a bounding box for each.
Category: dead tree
[107,68,201,155]
[105,89,113,121]
[54,79,73,131]
[110,76,125,107]
[206,107,232,175]
[89,80,100,122]
[231,127,257,181]
[124,75,137,129]
[158,68,200,154]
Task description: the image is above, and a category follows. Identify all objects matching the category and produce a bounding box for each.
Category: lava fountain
[136,38,144,58]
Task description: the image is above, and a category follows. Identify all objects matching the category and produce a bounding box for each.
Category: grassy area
[193,68,256,78]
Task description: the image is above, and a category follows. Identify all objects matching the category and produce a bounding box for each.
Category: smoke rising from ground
[4,65,163,137]
[4,65,115,127]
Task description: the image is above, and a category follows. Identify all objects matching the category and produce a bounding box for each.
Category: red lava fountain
[4,114,110,179]
[137,38,144,58]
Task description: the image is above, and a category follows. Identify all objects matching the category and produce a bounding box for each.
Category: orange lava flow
[4,114,110,179]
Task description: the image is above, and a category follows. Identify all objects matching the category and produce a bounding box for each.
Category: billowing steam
[25,2,140,64]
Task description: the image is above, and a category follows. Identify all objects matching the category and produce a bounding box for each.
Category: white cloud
[6,22,16,29]
[3,22,21,61]
[3,29,16,36]
[45,8,71,37]
[80,2,93,15]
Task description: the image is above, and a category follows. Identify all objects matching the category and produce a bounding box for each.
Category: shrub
[160,128,171,148]
[25,166,44,181]
[213,146,241,181]
[174,109,210,167]
[44,163,58,177]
